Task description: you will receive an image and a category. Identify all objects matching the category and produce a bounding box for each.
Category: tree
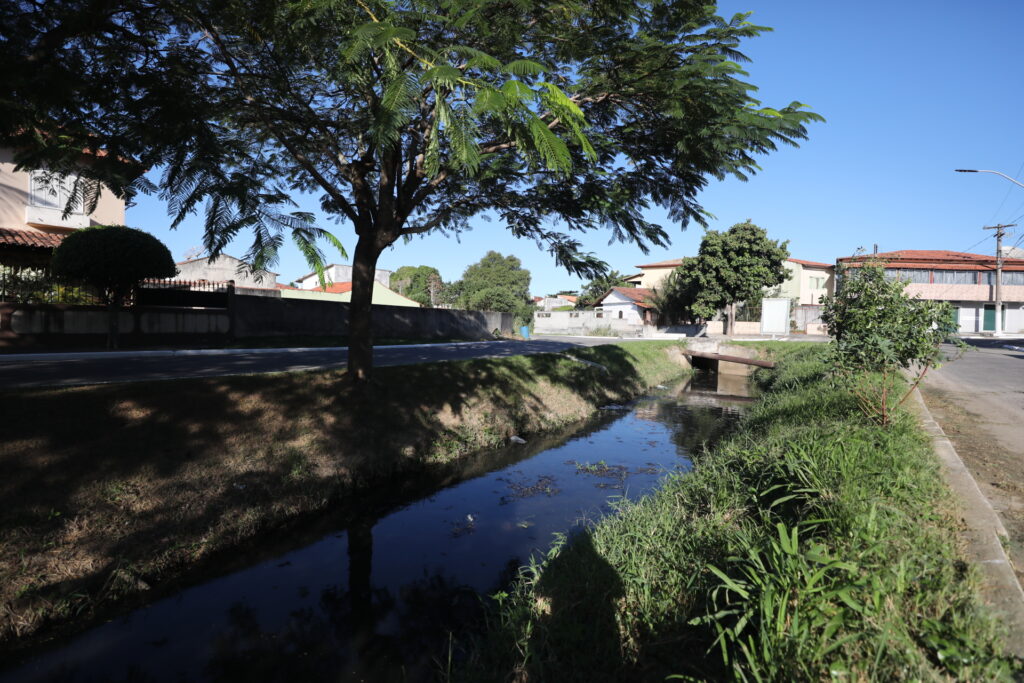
[578,270,630,308]
[2,1,821,381]
[50,226,177,348]
[389,265,442,306]
[656,221,789,334]
[820,262,959,426]
[455,251,533,325]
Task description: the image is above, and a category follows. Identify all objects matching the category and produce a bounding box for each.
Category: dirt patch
[921,385,1024,585]
[0,342,689,655]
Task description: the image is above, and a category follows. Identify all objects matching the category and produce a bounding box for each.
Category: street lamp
[955,168,1024,190]
[954,169,1022,336]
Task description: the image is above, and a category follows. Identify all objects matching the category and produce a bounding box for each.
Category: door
[982,305,1006,331]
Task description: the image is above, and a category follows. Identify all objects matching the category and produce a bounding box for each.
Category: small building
[837,250,1024,334]
[293,264,392,290]
[174,254,277,288]
[596,286,657,323]
[775,258,835,305]
[630,258,685,289]
[534,293,579,311]
[281,281,421,307]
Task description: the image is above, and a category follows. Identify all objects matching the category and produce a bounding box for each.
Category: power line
[961,233,992,254]
[989,159,1024,224]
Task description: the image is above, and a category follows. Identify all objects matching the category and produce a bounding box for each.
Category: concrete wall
[1,295,513,348]
[0,147,125,230]
[903,283,1024,304]
[534,310,646,337]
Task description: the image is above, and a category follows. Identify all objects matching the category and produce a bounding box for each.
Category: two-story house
[0,147,125,270]
[837,250,1024,334]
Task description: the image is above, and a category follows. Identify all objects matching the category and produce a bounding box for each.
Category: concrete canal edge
[908,387,1024,657]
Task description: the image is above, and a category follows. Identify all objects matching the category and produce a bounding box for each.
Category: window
[29,170,86,214]
[808,276,826,289]
[618,310,623,319]
[933,270,977,285]
[1002,271,1024,286]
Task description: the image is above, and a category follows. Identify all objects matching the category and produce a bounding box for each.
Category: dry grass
[0,341,688,654]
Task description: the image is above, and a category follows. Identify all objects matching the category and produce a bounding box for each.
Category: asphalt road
[0,336,621,389]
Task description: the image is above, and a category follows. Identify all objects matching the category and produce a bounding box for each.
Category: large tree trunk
[347,235,385,382]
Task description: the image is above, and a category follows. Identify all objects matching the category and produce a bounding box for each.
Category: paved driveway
[0,337,621,389]
[921,337,1024,580]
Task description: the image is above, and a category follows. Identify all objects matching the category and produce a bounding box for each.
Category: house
[596,286,657,324]
[0,147,125,269]
[630,258,685,289]
[837,250,1024,333]
[174,253,277,288]
[280,280,421,307]
[293,263,392,290]
[774,259,835,305]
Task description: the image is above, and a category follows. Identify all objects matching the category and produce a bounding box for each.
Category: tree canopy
[579,270,631,308]
[389,265,442,306]
[1,0,821,379]
[455,251,532,322]
[656,221,789,331]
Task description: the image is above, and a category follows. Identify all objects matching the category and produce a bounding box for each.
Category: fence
[0,265,103,305]
[136,279,233,308]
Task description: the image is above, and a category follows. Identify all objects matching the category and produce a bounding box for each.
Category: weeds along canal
[3,372,749,683]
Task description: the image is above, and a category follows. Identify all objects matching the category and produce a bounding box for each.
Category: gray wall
[1,295,514,348]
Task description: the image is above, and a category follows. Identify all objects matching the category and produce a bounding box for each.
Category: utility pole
[983,223,1015,336]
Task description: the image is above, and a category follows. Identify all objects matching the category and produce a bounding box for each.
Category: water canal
[3,372,751,683]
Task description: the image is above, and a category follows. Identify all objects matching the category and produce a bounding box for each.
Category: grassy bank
[0,341,688,654]
[459,344,1015,681]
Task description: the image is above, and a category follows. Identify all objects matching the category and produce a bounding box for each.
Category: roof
[308,282,354,294]
[634,258,685,269]
[601,286,656,308]
[274,283,300,290]
[558,294,578,303]
[788,258,833,269]
[622,272,643,281]
[839,250,1024,272]
[0,226,66,249]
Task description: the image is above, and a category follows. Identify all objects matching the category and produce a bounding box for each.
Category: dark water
[2,374,748,683]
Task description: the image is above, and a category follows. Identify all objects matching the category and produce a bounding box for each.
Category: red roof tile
[788,258,833,268]
[839,250,1024,271]
[0,226,67,249]
[309,282,354,294]
[603,286,656,308]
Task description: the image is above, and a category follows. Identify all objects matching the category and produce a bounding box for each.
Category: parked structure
[0,147,125,270]
[293,264,392,290]
[174,253,277,288]
[837,250,1024,334]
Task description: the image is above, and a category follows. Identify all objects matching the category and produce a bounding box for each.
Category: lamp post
[955,169,1022,336]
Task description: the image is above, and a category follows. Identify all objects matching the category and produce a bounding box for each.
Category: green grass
[458,343,1015,681]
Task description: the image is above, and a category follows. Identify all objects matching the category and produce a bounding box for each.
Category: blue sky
[127,1,1024,295]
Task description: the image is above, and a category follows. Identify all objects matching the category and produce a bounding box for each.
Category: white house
[596,286,657,323]
[294,263,391,289]
[174,254,277,288]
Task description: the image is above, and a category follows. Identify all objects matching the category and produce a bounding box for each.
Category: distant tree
[389,265,442,307]
[656,221,789,334]
[821,262,960,426]
[1,1,821,382]
[457,251,533,324]
[579,270,630,308]
[51,226,177,348]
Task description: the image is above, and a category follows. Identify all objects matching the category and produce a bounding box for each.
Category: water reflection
[3,379,745,683]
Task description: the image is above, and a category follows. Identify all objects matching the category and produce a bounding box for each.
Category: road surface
[0,337,622,389]
[920,337,1024,581]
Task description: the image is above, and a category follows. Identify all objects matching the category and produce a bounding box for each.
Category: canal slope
[461,343,1016,681]
[0,341,689,657]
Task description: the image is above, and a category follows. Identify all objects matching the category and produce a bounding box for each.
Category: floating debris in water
[450,514,478,538]
[509,435,527,444]
[599,404,627,410]
[516,519,535,529]
[497,475,560,504]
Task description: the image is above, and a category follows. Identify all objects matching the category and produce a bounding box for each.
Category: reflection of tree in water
[650,402,743,459]
[203,517,493,683]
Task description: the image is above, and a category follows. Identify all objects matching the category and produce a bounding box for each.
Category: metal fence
[0,266,103,305]
[136,279,233,308]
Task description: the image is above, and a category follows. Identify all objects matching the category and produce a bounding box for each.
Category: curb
[0,340,503,363]
[909,387,1024,657]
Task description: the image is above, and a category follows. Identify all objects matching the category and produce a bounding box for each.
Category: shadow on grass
[0,342,671,654]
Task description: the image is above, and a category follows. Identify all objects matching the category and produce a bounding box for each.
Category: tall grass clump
[457,343,1015,682]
